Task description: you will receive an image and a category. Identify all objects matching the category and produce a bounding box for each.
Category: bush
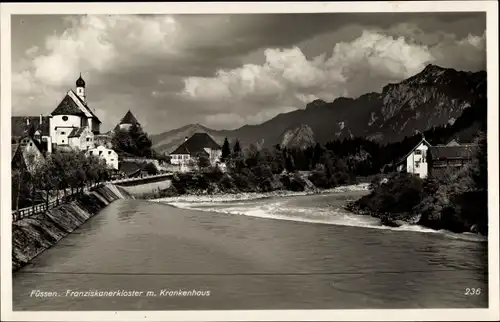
[281,172,306,192]
[143,162,158,175]
[308,165,331,189]
[218,174,235,191]
[357,172,424,215]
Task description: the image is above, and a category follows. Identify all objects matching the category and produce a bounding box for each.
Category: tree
[470,131,487,191]
[285,154,296,172]
[111,129,136,154]
[312,143,325,168]
[197,153,211,171]
[129,123,153,157]
[221,138,231,161]
[112,123,153,157]
[143,162,159,175]
[233,140,241,155]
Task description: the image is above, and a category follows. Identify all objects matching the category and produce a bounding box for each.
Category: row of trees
[218,137,354,192]
[12,150,113,212]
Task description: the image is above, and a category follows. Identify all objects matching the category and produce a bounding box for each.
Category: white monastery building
[86,145,119,170]
[11,75,120,169]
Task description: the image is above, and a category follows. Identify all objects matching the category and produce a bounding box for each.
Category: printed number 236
[464,288,481,295]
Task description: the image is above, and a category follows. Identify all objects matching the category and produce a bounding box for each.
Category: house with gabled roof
[86,145,119,170]
[170,133,222,168]
[11,135,45,174]
[396,137,475,179]
[396,137,432,179]
[12,115,52,153]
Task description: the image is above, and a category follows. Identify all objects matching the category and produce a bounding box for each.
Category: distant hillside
[152,64,486,153]
[150,123,228,154]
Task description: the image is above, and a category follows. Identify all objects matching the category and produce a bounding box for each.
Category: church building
[49,74,101,150]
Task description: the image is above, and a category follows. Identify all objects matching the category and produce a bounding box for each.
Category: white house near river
[86,145,119,170]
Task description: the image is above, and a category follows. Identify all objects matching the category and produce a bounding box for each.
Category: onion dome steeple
[76,73,86,87]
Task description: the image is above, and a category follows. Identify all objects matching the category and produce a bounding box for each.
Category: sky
[11,12,486,135]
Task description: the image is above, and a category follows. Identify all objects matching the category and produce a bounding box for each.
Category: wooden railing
[11,172,173,222]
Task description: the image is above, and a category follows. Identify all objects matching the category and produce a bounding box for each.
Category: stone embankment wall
[12,184,132,271]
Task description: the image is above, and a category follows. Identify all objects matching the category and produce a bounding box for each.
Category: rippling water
[13,190,488,310]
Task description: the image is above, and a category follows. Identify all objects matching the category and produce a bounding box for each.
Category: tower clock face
[62,116,68,121]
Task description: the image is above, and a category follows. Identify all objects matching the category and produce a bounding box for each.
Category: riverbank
[11,184,132,271]
[142,168,373,201]
[343,172,488,236]
[151,182,370,204]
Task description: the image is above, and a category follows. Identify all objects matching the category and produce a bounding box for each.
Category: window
[29,143,33,146]
[62,116,68,121]
[89,151,93,155]
[62,140,65,143]
[110,159,114,162]
[414,150,422,155]
[86,138,90,142]
[99,151,102,156]
[61,131,65,135]
[108,151,111,155]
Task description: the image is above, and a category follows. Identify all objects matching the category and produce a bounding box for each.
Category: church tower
[76,73,86,103]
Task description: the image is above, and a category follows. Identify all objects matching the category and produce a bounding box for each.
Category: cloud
[180,27,486,126]
[11,14,486,134]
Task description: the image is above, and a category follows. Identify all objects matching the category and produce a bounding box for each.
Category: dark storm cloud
[12,12,486,134]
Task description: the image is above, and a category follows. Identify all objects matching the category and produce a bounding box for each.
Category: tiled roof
[68,127,87,138]
[119,110,139,125]
[52,94,87,116]
[11,145,26,170]
[170,133,221,156]
[11,136,46,166]
[51,91,101,124]
[119,161,142,176]
[11,144,19,160]
[72,91,102,124]
[395,138,432,165]
[11,116,50,138]
[429,145,475,160]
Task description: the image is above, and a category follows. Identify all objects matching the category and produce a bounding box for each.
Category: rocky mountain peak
[280,124,315,149]
[305,99,327,110]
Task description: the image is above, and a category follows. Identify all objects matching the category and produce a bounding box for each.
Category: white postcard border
[1,1,498,321]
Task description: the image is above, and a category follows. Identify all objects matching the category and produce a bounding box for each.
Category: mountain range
[151,64,486,154]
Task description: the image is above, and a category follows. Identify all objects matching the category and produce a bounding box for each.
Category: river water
[13,189,488,310]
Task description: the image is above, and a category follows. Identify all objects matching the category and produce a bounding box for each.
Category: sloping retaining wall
[11,184,133,271]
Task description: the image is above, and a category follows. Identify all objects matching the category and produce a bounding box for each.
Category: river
[12,188,488,310]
